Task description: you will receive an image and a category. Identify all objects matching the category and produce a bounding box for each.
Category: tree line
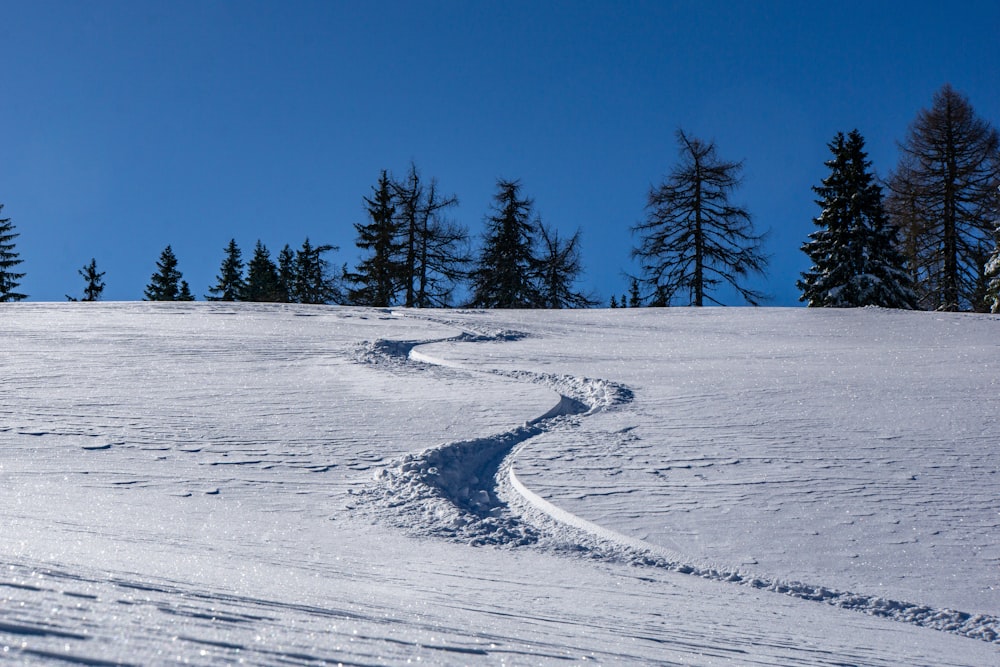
[2,84,998,312]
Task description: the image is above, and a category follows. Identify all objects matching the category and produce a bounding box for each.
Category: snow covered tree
[886,84,1000,311]
[294,237,340,305]
[144,245,190,301]
[798,130,916,309]
[535,224,596,308]
[347,171,405,306]
[632,130,768,306]
[206,239,246,301]
[67,258,105,302]
[985,226,1000,313]
[392,165,469,307]
[244,241,282,302]
[0,204,26,302]
[469,179,542,308]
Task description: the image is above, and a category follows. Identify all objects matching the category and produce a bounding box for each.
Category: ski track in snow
[361,310,1000,645]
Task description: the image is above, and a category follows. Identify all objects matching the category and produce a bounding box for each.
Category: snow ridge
[359,317,999,645]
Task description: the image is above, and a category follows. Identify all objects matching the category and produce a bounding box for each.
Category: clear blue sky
[2,0,997,305]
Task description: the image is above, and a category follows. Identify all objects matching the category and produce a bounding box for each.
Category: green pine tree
[0,204,27,302]
[628,278,642,307]
[799,130,915,308]
[67,258,105,301]
[206,239,246,301]
[144,245,189,301]
[277,244,297,303]
[985,231,1000,313]
[294,237,340,305]
[469,179,541,308]
[347,171,405,306]
[244,241,282,302]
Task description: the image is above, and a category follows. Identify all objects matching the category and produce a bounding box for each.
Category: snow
[1,302,998,665]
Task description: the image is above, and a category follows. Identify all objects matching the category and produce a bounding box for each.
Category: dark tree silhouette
[347,171,404,306]
[244,241,282,302]
[632,130,768,306]
[294,238,340,305]
[144,245,192,301]
[469,179,541,308]
[0,204,26,302]
[277,244,297,303]
[887,84,1000,311]
[798,130,915,309]
[67,258,105,302]
[628,277,642,308]
[206,239,246,301]
[392,164,469,307]
[535,224,596,308]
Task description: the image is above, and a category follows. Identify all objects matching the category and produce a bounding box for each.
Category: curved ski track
[359,313,999,645]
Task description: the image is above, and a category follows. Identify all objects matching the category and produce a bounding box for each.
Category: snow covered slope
[0,302,997,665]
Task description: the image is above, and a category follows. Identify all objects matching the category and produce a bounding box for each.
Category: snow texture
[1,302,998,665]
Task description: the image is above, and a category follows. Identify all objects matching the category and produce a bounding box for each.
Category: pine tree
[277,244,297,303]
[294,237,340,305]
[798,130,916,309]
[67,258,105,301]
[469,179,542,308]
[206,239,246,301]
[144,245,189,301]
[536,224,595,308]
[244,241,282,302]
[887,84,1000,311]
[632,130,768,306]
[0,204,27,302]
[985,229,1000,313]
[628,278,642,308]
[347,171,405,306]
[609,295,618,308]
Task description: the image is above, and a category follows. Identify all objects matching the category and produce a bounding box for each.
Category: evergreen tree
[535,224,596,308]
[244,241,282,302]
[144,245,189,301]
[277,244,297,303]
[347,171,405,306]
[178,280,195,301]
[628,278,642,307]
[294,237,340,305]
[798,130,916,309]
[887,84,1000,311]
[206,239,246,301]
[609,295,618,308]
[469,179,542,308]
[67,258,105,302]
[0,204,27,302]
[632,130,768,306]
[984,230,1000,313]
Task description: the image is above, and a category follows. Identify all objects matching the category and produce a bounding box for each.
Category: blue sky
[2,0,997,305]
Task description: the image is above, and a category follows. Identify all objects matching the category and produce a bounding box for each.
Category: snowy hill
[1,303,997,665]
